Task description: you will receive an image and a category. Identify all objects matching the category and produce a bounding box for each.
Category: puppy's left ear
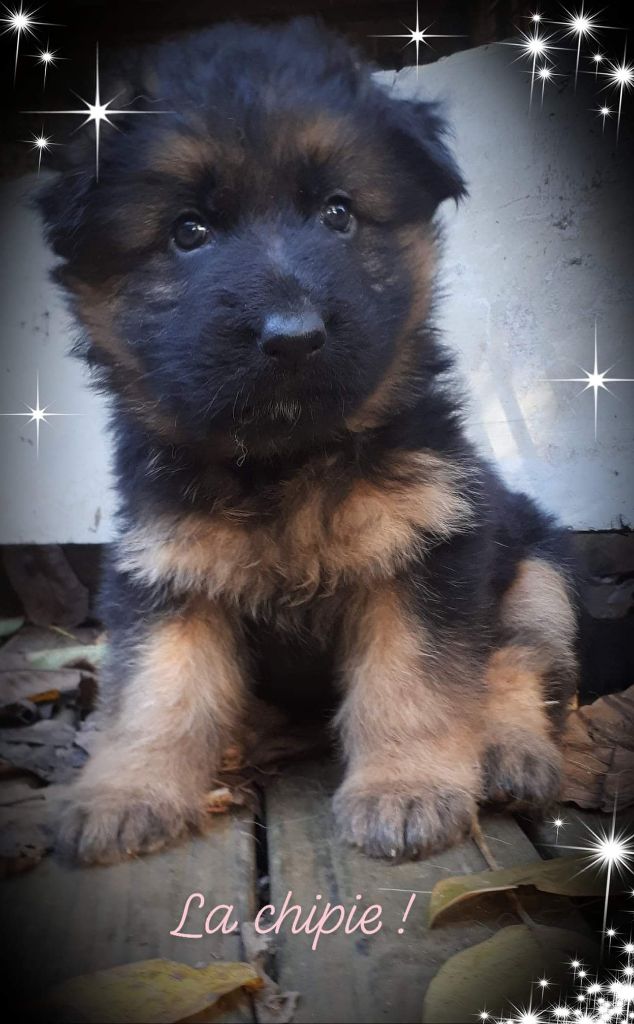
[381,95,467,208]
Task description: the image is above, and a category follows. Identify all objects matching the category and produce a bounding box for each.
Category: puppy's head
[38,18,465,454]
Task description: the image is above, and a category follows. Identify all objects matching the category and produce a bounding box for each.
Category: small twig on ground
[472,817,539,932]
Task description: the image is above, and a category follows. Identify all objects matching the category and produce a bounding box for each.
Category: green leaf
[26,641,107,671]
[429,855,603,926]
[43,957,261,1023]
[422,924,597,1023]
[0,617,24,639]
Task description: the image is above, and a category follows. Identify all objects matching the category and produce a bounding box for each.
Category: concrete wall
[0,41,632,542]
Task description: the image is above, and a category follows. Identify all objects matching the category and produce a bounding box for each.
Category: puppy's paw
[56,784,206,865]
[482,733,561,810]
[333,779,476,860]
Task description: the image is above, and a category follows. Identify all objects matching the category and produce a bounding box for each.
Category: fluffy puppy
[38,18,578,863]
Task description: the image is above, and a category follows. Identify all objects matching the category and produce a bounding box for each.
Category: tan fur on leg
[483,558,578,808]
[58,600,246,863]
[333,584,483,858]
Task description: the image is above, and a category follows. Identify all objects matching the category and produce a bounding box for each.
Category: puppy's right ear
[35,158,95,263]
[373,89,467,211]
[34,48,152,264]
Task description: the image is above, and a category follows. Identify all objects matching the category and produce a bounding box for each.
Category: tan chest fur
[117,451,473,617]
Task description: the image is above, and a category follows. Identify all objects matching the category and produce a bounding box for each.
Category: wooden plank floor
[2,755,604,1023]
[3,812,257,1021]
[264,763,588,1024]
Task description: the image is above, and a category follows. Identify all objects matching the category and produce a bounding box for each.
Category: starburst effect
[596,103,613,129]
[536,63,564,103]
[551,815,568,845]
[1,2,50,81]
[27,44,166,179]
[479,945,634,1022]
[22,125,55,172]
[32,39,60,88]
[552,4,604,84]
[0,374,80,457]
[504,3,626,134]
[503,27,565,109]
[600,43,634,137]
[548,798,634,958]
[591,51,604,76]
[370,1,464,75]
[543,321,634,441]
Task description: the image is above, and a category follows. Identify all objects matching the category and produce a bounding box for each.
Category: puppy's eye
[321,195,354,234]
[172,214,210,251]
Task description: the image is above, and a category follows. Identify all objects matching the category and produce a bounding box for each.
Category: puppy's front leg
[333,584,484,858]
[58,597,246,864]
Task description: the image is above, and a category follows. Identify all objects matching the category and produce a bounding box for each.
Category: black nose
[259,311,326,366]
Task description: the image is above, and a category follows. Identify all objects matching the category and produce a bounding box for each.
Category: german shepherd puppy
[38,18,578,863]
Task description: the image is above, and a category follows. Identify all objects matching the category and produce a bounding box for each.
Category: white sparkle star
[1,3,51,81]
[32,39,61,88]
[552,816,567,833]
[513,1007,542,1023]
[551,798,634,957]
[600,43,634,138]
[370,2,464,76]
[27,44,167,179]
[536,63,564,104]
[504,27,565,109]
[551,4,614,84]
[22,125,56,173]
[531,12,543,23]
[591,52,604,77]
[0,374,81,457]
[596,104,613,130]
[543,321,634,440]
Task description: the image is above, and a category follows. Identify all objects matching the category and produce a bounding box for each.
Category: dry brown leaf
[220,744,245,772]
[204,786,248,814]
[428,855,604,926]
[241,922,300,1024]
[42,958,261,1023]
[562,684,634,811]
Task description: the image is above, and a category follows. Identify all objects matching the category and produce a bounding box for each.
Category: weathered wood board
[1,748,615,1024]
[2,812,256,1021]
[264,762,587,1024]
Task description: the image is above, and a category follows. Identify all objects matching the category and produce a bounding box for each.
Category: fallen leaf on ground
[0,668,83,706]
[26,640,107,672]
[204,786,248,814]
[42,958,261,1024]
[0,617,25,639]
[422,924,596,1023]
[0,719,87,783]
[220,745,245,772]
[0,808,52,877]
[562,683,634,811]
[428,855,604,926]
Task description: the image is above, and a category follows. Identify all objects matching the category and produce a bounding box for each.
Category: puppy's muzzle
[259,310,326,367]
